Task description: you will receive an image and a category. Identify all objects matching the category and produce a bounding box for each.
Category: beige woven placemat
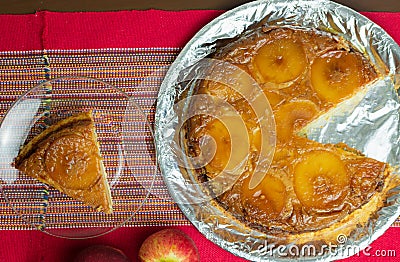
[1,48,398,230]
[0,48,190,229]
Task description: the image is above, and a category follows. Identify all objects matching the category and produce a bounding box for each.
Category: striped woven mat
[0,48,190,230]
[1,48,399,231]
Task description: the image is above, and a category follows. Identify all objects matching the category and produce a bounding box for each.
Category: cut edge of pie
[285,169,399,245]
[205,168,399,248]
[13,111,113,214]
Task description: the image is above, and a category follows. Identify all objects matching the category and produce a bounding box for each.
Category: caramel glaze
[14,112,113,213]
[17,120,101,191]
[218,139,386,234]
[187,27,388,235]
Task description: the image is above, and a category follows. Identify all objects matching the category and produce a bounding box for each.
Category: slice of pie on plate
[13,111,113,214]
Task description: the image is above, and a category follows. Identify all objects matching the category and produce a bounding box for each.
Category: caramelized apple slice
[202,116,249,176]
[202,119,231,173]
[253,38,307,84]
[311,50,365,103]
[294,150,350,210]
[45,134,100,190]
[241,173,287,219]
[274,100,319,141]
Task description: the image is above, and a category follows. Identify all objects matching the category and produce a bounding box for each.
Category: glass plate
[0,76,156,239]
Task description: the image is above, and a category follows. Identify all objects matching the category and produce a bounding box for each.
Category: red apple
[138,228,200,262]
[74,245,130,262]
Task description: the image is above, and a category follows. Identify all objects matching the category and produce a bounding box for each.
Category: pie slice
[13,111,113,214]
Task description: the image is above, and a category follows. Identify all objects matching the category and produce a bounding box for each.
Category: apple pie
[187,27,398,244]
[13,111,113,214]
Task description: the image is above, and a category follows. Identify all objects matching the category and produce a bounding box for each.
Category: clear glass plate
[0,76,156,239]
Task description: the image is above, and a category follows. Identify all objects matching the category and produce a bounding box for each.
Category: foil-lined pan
[155,0,400,260]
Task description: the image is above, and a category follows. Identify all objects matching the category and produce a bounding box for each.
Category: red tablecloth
[1,9,400,262]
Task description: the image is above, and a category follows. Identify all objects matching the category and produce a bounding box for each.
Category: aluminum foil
[155,0,400,261]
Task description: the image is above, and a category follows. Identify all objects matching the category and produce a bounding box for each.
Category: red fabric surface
[0,14,44,51]
[0,226,245,262]
[0,9,400,262]
[1,10,225,51]
[0,10,400,51]
[0,226,399,261]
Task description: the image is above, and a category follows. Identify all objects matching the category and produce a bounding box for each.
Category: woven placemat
[1,48,399,230]
[0,48,190,229]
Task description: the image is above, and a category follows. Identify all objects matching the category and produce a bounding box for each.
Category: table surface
[0,3,399,262]
[1,0,400,13]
